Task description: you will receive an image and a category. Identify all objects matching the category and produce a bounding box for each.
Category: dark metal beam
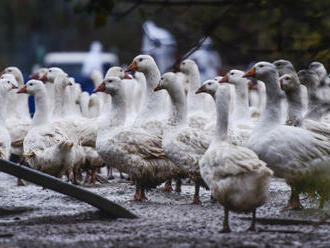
[0,159,137,219]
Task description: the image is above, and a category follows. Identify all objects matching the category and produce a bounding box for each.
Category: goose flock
[1,56,330,232]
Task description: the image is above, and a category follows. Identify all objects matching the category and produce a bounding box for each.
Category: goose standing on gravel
[154,72,210,203]
[197,82,272,232]
[18,80,76,178]
[245,62,330,209]
[95,77,179,201]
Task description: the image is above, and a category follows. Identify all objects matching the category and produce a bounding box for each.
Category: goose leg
[247,209,256,231]
[193,182,200,204]
[220,207,231,233]
[175,178,182,193]
[162,179,173,192]
[107,166,114,180]
[134,185,148,201]
[91,169,97,185]
[17,178,25,186]
[283,185,303,210]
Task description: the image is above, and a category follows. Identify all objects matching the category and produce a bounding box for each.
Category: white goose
[1,68,31,164]
[179,59,214,129]
[95,77,179,201]
[80,91,91,118]
[198,83,272,232]
[245,62,330,209]
[0,77,16,160]
[18,80,76,178]
[308,61,330,103]
[125,55,168,136]
[155,72,210,203]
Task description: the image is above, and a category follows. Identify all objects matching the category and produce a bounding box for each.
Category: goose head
[0,75,18,91]
[195,79,219,98]
[179,59,198,74]
[94,76,122,96]
[42,67,66,82]
[125,55,157,73]
[154,72,182,95]
[298,69,320,90]
[243,62,278,82]
[1,67,24,85]
[219,69,250,88]
[279,74,298,92]
[105,66,132,79]
[29,68,48,80]
[0,74,18,88]
[17,80,45,96]
[273,59,295,76]
[308,61,327,81]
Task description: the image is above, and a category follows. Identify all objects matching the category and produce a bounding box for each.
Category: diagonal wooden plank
[0,159,137,219]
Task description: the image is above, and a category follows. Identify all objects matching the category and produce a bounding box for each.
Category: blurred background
[0,0,329,79]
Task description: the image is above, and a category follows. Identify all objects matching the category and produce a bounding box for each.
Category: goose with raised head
[95,76,179,201]
[0,70,31,168]
[126,55,168,136]
[39,67,66,116]
[18,80,76,178]
[273,59,308,118]
[279,74,304,127]
[309,61,330,103]
[0,77,17,160]
[155,72,210,203]
[179,59,214,129]
[197,83,272,233]
[245,62,330,209]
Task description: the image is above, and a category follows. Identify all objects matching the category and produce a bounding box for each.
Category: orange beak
[125,61,137,72]
[29,73,39,79]
[195,85,206,94]
[243,67,256,78]
[93,82,105,93]
[17,85,27,94]
[40,74,47,82]
[124,73,133,79]
[219,75,228,83]
[0,72,5,77]
[153,83,163,92]
[11,83,18,89]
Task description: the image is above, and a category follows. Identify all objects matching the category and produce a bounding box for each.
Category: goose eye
[49,70,52,73]
[139,58,143,62]
[120,69,123,72]
[30,83,33,86]
[285,77,289,80]
[259,64,264,68]
[208,82,211,85]
[160,77,163,80]
[182,62,185,65]
[109,80,112,83]
[7,81,10,84]
[230,72,234,76]
[8,70,11,72]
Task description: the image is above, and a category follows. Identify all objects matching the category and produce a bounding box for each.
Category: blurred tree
[0,0,329,72]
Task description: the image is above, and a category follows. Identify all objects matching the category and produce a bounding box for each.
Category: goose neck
[107,91,127,127]
[214,93,229,141]
[258,73,283,126]
[32,89,49,126]
[285,86,303,126]
[232,82,250,121]
[0,90,8,126]
[167,88,187,126]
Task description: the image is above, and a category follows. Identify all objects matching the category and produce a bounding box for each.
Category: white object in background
[141,21,176,73]
[82,41,104,76]
[189,37,221,82]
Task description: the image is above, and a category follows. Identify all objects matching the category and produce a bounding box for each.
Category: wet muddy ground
[0,171,330,248]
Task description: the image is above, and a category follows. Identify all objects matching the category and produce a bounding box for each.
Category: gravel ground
[0,171,330,248]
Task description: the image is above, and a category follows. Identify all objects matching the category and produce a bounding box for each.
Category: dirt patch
[0,172,330,248]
